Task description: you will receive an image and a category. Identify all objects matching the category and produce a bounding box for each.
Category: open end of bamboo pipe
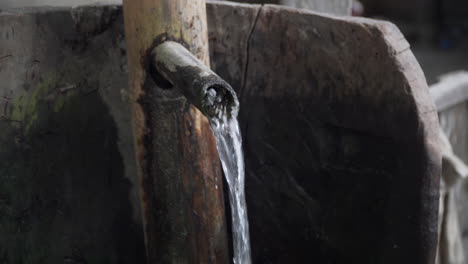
[150,41,239,119]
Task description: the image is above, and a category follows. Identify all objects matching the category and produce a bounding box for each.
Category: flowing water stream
[206,88,251,264]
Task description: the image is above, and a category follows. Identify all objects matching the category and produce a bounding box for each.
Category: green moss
[7,72,78,134]
[0,84,145,263]
[53,93,69,113]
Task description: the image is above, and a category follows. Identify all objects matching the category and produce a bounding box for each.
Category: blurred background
[361,0,468,84]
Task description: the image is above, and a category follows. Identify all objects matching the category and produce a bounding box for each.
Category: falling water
[206,87,251,264]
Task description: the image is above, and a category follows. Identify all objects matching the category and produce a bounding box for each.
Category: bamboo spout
[151,41,239,119]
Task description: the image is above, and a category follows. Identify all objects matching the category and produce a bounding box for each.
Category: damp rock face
[0,2,440,264]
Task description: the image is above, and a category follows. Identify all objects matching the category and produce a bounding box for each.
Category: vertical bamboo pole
[122,1,229,263]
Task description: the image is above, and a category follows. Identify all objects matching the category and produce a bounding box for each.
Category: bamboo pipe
[150,41,239,120]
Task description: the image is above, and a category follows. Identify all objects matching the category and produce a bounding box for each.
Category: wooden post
[122,1,229,263]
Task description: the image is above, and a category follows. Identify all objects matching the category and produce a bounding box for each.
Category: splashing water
[205,87,251,264]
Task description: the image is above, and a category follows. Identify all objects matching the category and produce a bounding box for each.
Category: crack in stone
[240,5,263,101]
[0,54,12,60]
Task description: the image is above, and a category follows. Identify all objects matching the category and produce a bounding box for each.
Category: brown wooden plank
[122,0,229,262]
[208,3,441,263]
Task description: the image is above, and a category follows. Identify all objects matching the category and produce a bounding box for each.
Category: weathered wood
[122,0,229,262]
[208,2,441,263]
[213,0,351,16]
[207,1,262,93]
[280,0,351,15]
[0,2,441,263]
